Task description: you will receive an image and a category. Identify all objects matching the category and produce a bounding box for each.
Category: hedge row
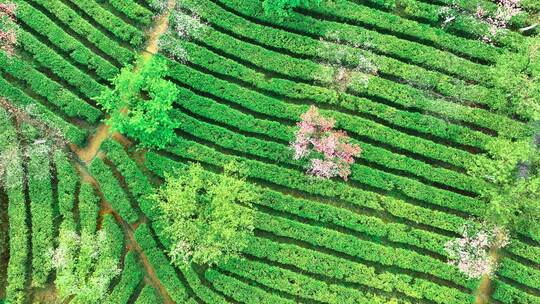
[212,0,491,85]
[0,76,87,145]
[143,148,479,294]
[79,182,100,234]
[89,157,139,224]
[363,0,526,50]
[54,151,78,218]
[105,0,153,26]
[101,142,228,304]
[15,0,119,81]
[156,135,476,290]
[103,213,125,259]
[135,285,160,304]
[126,141,540,290]
[255,187,450,256]
[317,0,501,61]
[66,0,144,47]
[492,279,540,304]
[498,258,540,292]
[18,30,106,100]
[29,0,134,65]
[506,241,540,265]
[0,51,101,123]
[104,250,144,304]
[0,109,28,304]
[245,236,472,303]
[146,142,466,235]
[219,256,398,304]
[318,0,527,51]
[166,60,480,171]
[254,211,475,290]
[205,268,295,304]
[145,149,451,259]
[171,77,490,194]
[195,0,530,129]
[181,265,229,304]
[27,145,54,287]
[170,108,485,216]
[172,37,503,150]
[101,140,158,219]
[173,28,528,141]
[134,223,191,303]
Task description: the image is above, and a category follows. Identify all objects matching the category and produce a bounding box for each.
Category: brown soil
[30,284,59,304]
[69,0,174,162]
[475,233,504,304]
[70,124,111,163]
[63,2,177,303]
[142,0,176,61]
[74,162,174,304]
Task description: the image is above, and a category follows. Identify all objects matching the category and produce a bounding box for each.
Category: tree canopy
[262,0,320,17]
[468,137,540,241]
[153,162,257,266]
[95,56,178,149]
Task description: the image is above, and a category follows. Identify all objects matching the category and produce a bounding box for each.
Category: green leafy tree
[468,138,540,240]
[95,56,179,149]
[262,0,320,17]
[50,228,120,304]
[153,162,257,266]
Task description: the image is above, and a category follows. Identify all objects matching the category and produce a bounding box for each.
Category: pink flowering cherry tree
[444,222,509,279]
[290,105,361,180]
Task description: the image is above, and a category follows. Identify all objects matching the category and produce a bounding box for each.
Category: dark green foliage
[66,0,144,47]
[88,157,138,224]
[0,108,28,304]
[262,0,320,17]
[54,150,78,218]
[52,214,123,304]
[104,250,144,304]
[152,161,257,266]
[27,144,54,287]
[96,56,179,149]
[14,1,119,80]
[79,182,100,234]
[0,50,101,123]
[107,0,153,26]
[29,0,134,64]
[134,285,160,304]
[134,224,190,303]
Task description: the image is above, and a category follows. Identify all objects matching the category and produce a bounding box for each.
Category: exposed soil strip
[70,123,111,163]
[475,233,504,304]
[65,3,178,303]
[70,0,175,163]
[74,163,175,304]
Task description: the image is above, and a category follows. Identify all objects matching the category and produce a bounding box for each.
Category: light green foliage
[51,227,121,304]
[95,56,179,149]
[491,38,540,121]
[262,0,320,17]
[153,161,257,266]
[469,137,540,240]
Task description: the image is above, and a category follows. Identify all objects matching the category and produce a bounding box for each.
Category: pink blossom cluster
[444,223,509,279]
[0,2,17,57]
[291,105,361,180]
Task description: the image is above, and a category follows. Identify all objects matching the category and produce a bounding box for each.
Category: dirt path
[65,4,178,301]
[475,233,505,304]
[75,163,175,304]
[70,0,175,163]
